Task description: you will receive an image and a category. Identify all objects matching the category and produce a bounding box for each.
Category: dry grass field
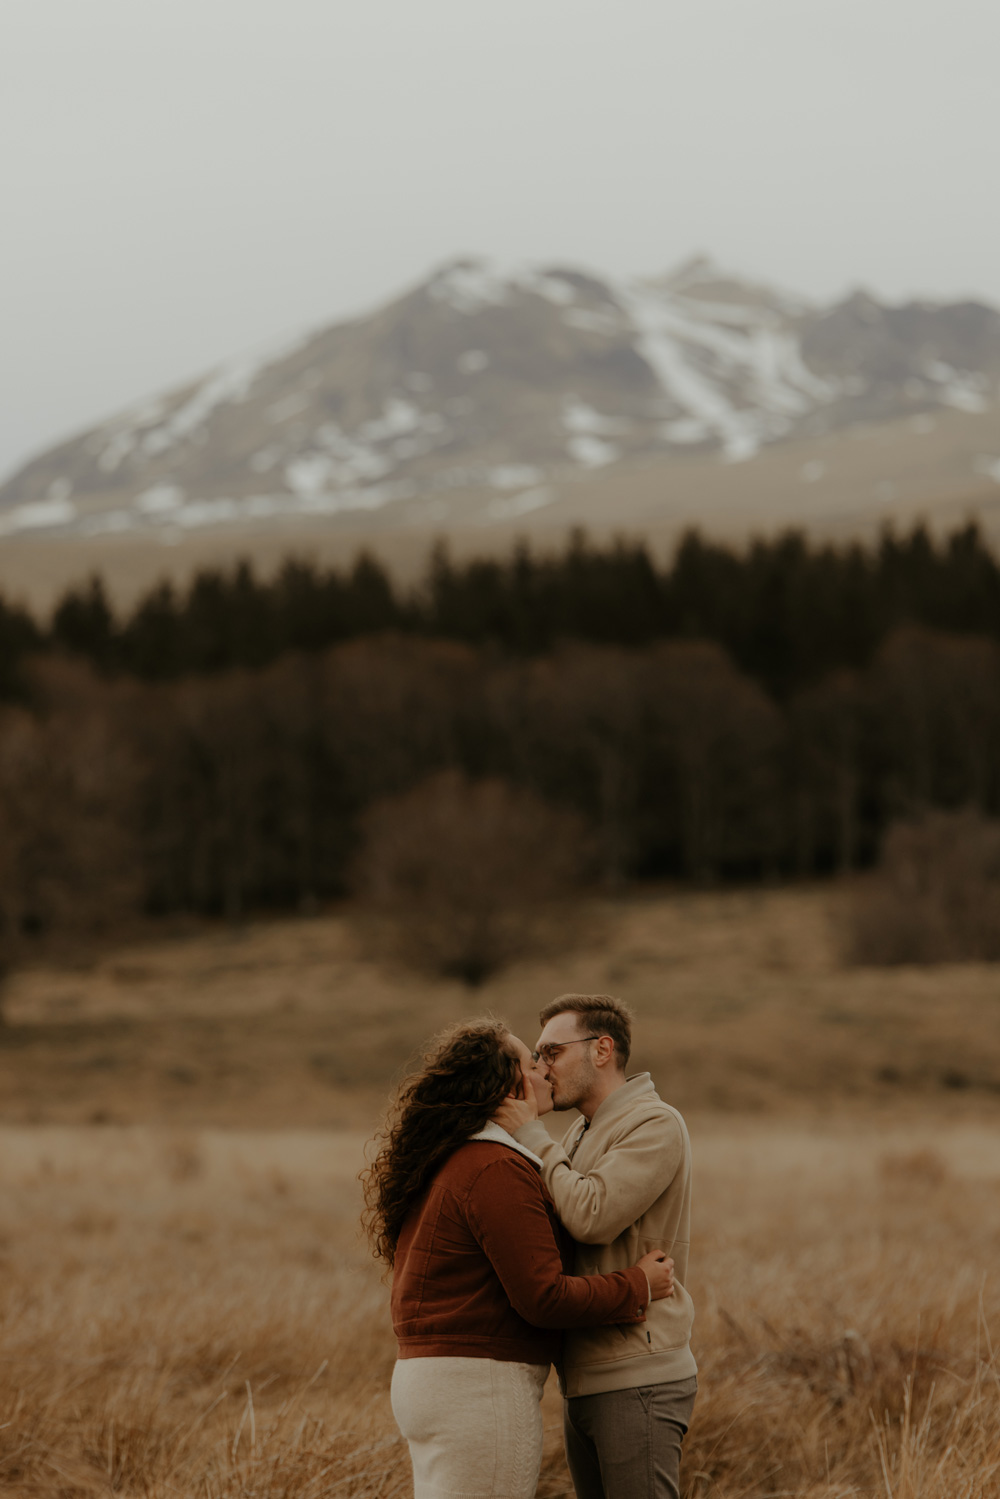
[2,884,999,1497]
[1,1120,998,1498]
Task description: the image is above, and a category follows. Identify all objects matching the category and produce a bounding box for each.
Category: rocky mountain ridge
[3,254,1000,542]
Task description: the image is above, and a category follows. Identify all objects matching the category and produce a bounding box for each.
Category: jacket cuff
[625,1263,650,1315]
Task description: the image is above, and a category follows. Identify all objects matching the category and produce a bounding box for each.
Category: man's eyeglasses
[531,1036,600,1066]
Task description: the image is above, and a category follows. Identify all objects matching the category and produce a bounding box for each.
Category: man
[494,993,696,1499]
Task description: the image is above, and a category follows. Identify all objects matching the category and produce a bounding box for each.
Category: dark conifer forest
[1,523,999,934]
[10,522,999,697]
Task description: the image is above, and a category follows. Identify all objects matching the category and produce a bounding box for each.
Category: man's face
[533,1013,599,1112]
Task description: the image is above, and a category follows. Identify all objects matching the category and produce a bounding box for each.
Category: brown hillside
[2,884,998,1127]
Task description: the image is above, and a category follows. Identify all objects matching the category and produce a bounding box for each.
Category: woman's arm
[465,1155,652,1330]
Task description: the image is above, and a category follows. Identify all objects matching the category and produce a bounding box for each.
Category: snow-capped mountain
[3,255,1000,541]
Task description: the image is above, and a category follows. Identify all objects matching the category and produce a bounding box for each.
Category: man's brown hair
[538,993,634,1069]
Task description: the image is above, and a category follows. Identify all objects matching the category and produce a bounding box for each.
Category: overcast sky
[2,0,999,480]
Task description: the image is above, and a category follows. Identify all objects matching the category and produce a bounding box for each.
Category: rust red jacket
[392,1139,649,1364]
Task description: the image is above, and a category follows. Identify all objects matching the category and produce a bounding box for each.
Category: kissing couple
[363,993,697,1499]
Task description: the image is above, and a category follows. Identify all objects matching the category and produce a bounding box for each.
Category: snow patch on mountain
[429,260,511,314]
[614,279,840,461]
[136,483,185,514]
[96,327,313,473]
[923,361,992,413]
[562,399,626,467]
[519,270,578,307]
[488,464,543,490]
[0,497,77,535]
[567,435,620,468]
[484,485,555,522]
[974,456,1000,483]
[563,399,629,436]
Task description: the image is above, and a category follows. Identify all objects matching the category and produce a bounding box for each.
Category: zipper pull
[646,1330,652,1345]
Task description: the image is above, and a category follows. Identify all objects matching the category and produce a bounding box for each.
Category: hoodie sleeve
[464,1155,649,1329]
[513,1113,685,1245]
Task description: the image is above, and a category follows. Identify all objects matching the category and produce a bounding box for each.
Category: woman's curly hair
[362,1020,519,1267]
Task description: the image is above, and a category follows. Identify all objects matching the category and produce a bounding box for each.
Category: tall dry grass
[0,1121,997,1498]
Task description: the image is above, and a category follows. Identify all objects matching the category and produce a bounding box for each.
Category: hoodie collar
[585,1071,657,1130]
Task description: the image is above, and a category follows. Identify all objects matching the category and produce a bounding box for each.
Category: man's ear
[593,1036,616,1069]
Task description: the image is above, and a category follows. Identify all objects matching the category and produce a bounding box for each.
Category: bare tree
[845,808,1000,965]
[0,662,140,1024]
[351,771,594,985]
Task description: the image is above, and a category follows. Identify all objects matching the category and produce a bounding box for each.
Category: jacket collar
[469,1119,544,1168]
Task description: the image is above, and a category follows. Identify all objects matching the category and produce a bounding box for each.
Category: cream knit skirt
[390,1356,549,1499]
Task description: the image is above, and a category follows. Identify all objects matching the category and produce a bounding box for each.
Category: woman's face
[509,1036,553,1114]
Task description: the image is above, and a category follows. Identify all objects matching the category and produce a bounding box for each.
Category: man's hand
[636,1251,674,1301]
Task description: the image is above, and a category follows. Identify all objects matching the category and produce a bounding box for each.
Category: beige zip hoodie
[514,1072,696,1397]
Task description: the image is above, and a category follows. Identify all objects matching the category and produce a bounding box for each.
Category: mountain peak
[2,256,999,544]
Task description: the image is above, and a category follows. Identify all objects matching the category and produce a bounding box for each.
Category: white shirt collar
[469,1118,544,1169]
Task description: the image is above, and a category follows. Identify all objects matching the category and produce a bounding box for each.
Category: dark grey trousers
[563,1376,698,1499]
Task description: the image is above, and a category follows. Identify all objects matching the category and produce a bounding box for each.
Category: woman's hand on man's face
[493,1065,551,1133]
[522,1062,554,1117]
[492,1094,536,1133]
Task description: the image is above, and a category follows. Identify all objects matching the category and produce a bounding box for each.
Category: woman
[363,1019,674,1499]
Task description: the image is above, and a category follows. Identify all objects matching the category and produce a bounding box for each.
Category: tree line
[2,619,999,959]
[3,522,1000,699]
